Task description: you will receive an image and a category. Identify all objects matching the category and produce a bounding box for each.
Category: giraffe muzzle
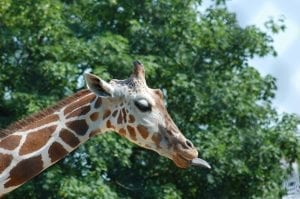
[172,138,211,169]
[183,140,211,169]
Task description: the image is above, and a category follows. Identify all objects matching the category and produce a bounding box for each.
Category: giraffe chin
[171,142,199,168]
[172,154,211,169]
[172,154,195,169]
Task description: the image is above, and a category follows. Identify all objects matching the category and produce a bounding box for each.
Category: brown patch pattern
[0,135,21,150]
[19,126,57,155]
[118,128,126,136]
[117,110,123,124]
[22,114,59,131]
[103,109,111,120]
[0,90,91,138]
[48,142,68,163]
[94,97,102,109]
[4,155,43,188]
[112,110,118,117]
[66,120,89,136]
[128,114,135,123]
[90,112,99,121]
[152,133,162,148]
[106,120,115,129]
[0,153,13,174]
[89,128,101,137]
[66,105,91,119]
[64,94,96,115]
[127,125,137,141]
[137,125,149,139]
[59,128,80,148]
[122,108,127,123]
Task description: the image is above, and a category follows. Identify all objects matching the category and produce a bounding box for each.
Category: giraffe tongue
[190,158,211,169]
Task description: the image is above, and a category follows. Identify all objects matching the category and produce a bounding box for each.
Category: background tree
[0,0,299,198]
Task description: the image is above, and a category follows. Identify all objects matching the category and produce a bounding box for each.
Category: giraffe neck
[0,90,114,195]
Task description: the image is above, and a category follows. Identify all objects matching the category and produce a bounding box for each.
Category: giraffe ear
[84,73,114,97]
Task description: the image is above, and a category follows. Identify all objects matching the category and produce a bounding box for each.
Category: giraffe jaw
[172,154,211,169]
[172,154,191,168]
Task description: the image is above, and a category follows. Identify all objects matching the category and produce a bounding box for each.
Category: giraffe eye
[134,99,151,112]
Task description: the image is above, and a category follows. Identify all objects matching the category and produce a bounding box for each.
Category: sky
[202,0,300,116]
[223,3,300,196]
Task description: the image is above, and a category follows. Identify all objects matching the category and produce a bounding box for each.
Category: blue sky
[202,0,300,116]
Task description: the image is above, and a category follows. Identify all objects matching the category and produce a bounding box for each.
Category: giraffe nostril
[185,139,194,148]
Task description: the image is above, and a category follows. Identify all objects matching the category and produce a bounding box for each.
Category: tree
[0,0,299,198]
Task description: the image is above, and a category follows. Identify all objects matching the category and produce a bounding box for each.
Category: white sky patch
[226,0,300,116]
[291,70,300,93]
[198,0,213,13]
[273,19,300,55]
[249,2,299,55]
[249,1,281,27]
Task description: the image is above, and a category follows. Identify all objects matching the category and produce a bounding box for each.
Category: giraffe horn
[132,60,145,81]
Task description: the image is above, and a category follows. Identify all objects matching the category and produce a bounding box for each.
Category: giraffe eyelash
[134,99,152,112]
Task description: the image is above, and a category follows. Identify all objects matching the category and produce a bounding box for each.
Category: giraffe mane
[0,89,92,139]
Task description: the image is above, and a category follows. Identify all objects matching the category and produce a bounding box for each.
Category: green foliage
[1,0,299,198]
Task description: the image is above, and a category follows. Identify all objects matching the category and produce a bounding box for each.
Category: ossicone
[132,60,145,82]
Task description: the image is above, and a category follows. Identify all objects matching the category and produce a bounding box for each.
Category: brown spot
[117,110,123,124]
[154,89,164,99]
[103,109,111,120]
[4,155,43,188]
[64,94,96,115]
[66,105,91,119]
[106,120,115,129]
[0,153,13,174]
[122,108,127,123]
[128,115,135,123]
[48,142,68,163]
[0,90,91,138]
[137,125,149,139]
[166,129,173,135]
[59,128,80,148]
[19,126,57,155]
[89,128,101,137]
[112,110,118,117]
[22,114,59,131]
[118,128,126,137]
[0,135,21,150]
[90,112,99,121]
[94,97,102,109]
[127,125,136,141]
[66,120,89,136]
[152,133,162,148]
[172,154,189,168]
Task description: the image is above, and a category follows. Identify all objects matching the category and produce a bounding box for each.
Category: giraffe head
[84,61,209,169]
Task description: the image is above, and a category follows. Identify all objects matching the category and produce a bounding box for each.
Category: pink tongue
[191,158,211,169]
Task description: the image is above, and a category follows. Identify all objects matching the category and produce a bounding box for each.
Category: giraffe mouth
[172,150,211,169]
[172,153,196,168]
[172,154,211,169]
[171,140,199,168]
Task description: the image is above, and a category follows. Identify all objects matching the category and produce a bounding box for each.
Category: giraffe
[0,61,210,195]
